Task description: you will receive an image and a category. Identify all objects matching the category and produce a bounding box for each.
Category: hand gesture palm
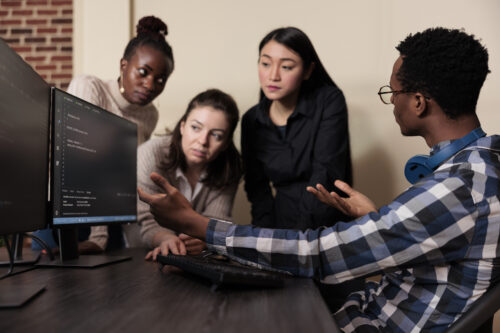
[306,180,376,218]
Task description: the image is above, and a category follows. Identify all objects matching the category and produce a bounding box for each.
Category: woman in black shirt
[242,27,352,231]
[242,26,360,314]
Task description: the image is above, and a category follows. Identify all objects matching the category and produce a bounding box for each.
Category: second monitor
[51,88,137,227]
[48,88,138,266]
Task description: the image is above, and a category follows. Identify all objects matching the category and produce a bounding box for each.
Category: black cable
[0,235,14,280]
[1,265,37,277]
[24,232,55,261]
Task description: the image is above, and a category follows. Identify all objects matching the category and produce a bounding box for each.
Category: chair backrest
[446,281,500,333]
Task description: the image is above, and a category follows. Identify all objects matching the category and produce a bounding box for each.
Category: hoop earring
[119,71,125,94]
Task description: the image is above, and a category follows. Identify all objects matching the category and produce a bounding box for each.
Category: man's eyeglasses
[378,85,430,105]
[377,85,407,105]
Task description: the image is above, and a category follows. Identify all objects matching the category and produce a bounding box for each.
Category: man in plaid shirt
[139,27,500,332]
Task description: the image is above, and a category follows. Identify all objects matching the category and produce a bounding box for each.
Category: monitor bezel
[0,39,50,236]
[49,87,138,229]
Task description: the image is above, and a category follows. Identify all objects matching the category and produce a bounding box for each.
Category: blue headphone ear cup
[405,155,433,184]
[403,128,486,185]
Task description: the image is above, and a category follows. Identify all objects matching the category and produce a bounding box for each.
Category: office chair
[446,281,500,333]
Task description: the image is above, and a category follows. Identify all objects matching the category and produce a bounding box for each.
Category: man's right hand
[138,172,210,241]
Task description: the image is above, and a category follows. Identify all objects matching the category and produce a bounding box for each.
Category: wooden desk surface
[0,248,340,333]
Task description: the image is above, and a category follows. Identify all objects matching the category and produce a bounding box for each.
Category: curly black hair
[122,16,174,76]
[396,27,489,119]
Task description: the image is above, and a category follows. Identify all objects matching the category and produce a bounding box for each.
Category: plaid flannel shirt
[206,135,500,332]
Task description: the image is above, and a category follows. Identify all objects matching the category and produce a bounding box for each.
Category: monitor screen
[0,39,50,235]
[51,88,137,227]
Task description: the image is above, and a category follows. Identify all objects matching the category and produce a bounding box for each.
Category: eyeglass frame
[377,85,430,105]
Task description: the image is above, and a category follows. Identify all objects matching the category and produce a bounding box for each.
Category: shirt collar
[254,89,314,125]
[174,167,207,182]
[174,167,207,202]
[430,139,453,156]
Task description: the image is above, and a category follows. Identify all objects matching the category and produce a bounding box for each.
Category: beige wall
[74,0,500,225]
[73,0,131,81]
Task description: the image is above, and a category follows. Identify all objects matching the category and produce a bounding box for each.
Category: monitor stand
[0,280,46,308]
[0,235,46,308]
[0,234,41,266]
[36,228,131,268]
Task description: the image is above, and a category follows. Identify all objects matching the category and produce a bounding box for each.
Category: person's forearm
[138,173,211,242]
[181,213,210,241]
[153,208,210,241]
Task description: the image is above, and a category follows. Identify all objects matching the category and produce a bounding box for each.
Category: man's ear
[414,93,428,117]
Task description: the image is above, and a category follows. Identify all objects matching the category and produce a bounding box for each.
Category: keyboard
[157,253,286,288]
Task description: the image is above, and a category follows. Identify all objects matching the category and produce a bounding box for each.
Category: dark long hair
[258,27,336,100]
[162,89,242,189]
[123,16,174,76]
[257,27,353,186]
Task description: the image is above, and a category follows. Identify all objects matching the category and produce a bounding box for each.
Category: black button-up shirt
[241,85,352,230]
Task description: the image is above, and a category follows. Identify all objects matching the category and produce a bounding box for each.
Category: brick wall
[0,0,73,89]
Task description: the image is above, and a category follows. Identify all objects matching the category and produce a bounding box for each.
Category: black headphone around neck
[404,128,486,184]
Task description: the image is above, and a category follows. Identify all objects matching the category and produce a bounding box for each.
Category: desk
[0,248,341,332]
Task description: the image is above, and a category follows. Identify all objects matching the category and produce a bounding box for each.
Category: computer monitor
[0,41,50,235]
[44,88,137,267]
[0,38,49,306]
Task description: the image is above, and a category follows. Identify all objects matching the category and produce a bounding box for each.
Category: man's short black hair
[396,27,490,119]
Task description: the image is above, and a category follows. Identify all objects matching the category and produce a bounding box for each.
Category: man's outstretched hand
[306,180,377,218]
[138,172,209,240]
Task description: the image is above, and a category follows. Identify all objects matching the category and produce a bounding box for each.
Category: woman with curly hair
[33,16,174,253]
